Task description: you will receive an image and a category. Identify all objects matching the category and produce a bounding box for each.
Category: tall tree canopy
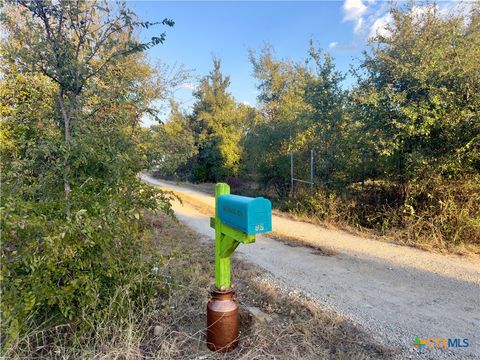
[189,58,250,181]
[353,3,480,183]
[1,0,174,214]
[245,44,348,195]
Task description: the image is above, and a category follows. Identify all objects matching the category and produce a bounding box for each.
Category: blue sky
[131,1,461,126]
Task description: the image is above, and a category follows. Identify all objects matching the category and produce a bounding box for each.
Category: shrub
[283,176,480,253]
[399,176,480,251]
[0,180,173,346]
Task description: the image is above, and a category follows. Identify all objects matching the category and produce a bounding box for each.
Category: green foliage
[0,0,175,346]
[243,2,480,251]
[148,100,198,179]
[189,58,253,182]
[245,43,350,195]
[149,58,257,183]
[352,3,480,182]
[1,182,169,338]
[144,1,479,253]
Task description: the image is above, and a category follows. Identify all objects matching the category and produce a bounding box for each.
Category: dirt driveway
[141,174,480,359]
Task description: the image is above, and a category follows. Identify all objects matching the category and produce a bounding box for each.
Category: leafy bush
[399,176,480,251]
[282,176,480,253]
[0,1,176,349]
[243,2,480,252]
[1,181,172,343]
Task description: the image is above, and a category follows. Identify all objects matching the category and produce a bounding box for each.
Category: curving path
[141,174,480,359]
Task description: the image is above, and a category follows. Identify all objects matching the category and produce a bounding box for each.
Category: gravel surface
[142,175,480,359]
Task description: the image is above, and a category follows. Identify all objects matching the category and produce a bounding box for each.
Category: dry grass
[159,178,216,196]
[4,214,392,359]
[267,231,339,256]
[141,214,392,359]
[159,178,480,255]
[175,191,214,217]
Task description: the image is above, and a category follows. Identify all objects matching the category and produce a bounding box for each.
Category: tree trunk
[58,88,72,217]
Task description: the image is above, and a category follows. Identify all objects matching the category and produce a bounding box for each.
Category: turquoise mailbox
[207,183,272,352]
[207,186,273,353]
[218,194,272,235]
[209,184,273,289]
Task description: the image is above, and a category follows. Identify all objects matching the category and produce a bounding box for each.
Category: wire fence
[290,149,314,197]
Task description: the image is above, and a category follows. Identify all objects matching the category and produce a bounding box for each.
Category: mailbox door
[247,198,272,234]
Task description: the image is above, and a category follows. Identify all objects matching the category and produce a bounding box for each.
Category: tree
[1,0,175,344]
[302,43,349,189]
[246,44,349,195]
[246,46,309,196]
[352,2,480,184]
[345,2,480,247]
[148,100,198,179]
[189,58,245,182]
[1,0,173,215]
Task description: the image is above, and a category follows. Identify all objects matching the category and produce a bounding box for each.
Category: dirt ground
[144,213,391,359]
[141,174,480,359]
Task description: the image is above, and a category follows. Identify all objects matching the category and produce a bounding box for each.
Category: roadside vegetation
[0,0,180,351]
[150,2,480,254]
[0,1,388,356]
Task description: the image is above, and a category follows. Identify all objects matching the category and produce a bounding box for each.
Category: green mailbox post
[206,183,272,352]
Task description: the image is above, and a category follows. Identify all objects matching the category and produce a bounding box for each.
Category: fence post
[310,149,314,193]
[290,152,294,198]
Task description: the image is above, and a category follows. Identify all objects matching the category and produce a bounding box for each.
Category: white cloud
[241,100,250,106]
[178,82,197,91]
[343,0,367,21]
[355,17,365,33]
[357,0,474,43]
[329,42,338,49]
[343,0,368,33]
[411,4,438,23]
[369,12,393,38]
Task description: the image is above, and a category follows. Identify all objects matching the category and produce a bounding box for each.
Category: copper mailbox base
[206,287,239,352]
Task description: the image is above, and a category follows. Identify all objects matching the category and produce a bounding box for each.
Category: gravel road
[141,175,480,359]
